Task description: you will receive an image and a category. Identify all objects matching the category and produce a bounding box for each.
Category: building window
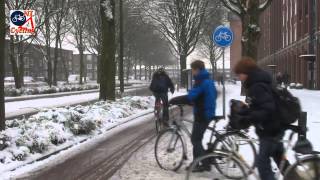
[87,55,92,61]
[87,64,92,69]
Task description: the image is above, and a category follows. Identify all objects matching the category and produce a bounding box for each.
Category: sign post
[212,26,234,118]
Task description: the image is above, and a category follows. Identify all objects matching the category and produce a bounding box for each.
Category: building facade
[258,0,320,89]
[4,40,73,81]
[72,54,98,80]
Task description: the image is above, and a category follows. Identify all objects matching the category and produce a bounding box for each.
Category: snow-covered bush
[0,96,153,164]
[289,83,303,89]
[0,132,10,150]
[296,83,303,89]
[5,84,100,97]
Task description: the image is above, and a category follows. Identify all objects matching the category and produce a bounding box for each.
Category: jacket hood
[194,69,210,81]
[244,68,272,88]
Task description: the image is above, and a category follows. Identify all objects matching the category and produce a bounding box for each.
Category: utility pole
[119,0,124,93]
[308,0,316,89]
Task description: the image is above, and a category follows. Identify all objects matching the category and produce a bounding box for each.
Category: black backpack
[271,86,301,126]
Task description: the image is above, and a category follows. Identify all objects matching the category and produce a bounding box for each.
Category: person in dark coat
[276,72,283,86]
[233,57,285,180]
[282,71,290,88]
[169,60,217,172]
[149,68,175,121]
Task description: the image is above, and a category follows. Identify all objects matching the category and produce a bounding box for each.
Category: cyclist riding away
[149,68,175,123]
[170,60,217,172]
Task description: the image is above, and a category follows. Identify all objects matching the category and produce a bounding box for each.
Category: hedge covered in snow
[4,84,99,97]
[0,96,153,167]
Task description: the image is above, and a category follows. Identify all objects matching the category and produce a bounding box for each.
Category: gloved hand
[169,95,189,105]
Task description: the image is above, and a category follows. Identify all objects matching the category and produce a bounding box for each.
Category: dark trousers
[191,121,209,166]
[154,92,169,121]
[256,138,285,180]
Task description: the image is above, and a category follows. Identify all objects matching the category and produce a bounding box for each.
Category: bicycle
[215,32,232,42]
[12,14,26,23]
[154,98,164,133]
[187,125,320,180]
[154,105,257,174]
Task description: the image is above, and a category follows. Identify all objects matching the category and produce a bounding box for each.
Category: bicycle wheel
[186,151,248,180]
[284,155,320,180]
[155,128,186,171]
[211,131,257,177]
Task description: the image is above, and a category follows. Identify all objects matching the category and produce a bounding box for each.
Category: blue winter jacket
[187,69,217,122]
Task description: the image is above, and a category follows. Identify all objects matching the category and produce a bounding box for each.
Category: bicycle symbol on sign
[12,14,26,23]
[214,32,232,42]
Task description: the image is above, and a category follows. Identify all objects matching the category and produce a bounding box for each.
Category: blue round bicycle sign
[213,26,234,48]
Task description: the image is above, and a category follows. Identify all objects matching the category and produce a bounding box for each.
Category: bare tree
[140,0,208,86]
[5,0,37,88]
[198,0,224,76]
[100,0,116,100]
[0,0,5,130]
[72,0,89,84]
[220,0,272,60]
[85,0,102,83]
[52,0,71,85]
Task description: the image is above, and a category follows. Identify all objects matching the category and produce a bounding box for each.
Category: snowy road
[5,86,150,119]
[12,106,191,180]
[110,83,320,180]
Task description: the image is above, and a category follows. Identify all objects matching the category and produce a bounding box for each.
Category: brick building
[4,40,73,81]
[72,54,98,80]
[258,0,320,89]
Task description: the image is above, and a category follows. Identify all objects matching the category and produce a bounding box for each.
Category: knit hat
[234,57,258,75]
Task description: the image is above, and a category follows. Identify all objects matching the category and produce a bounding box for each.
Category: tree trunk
[134,57,137,80]
[179,54,187,87]
[17,40,24,87]
[0,0,5,130]
[148,64,152,80]
[97,53,101,83]
[144,65,147,80]
[53,23,61,86]
[118,0,124,93]
[59,39,69,82]
[79,48,84,84]
[99,0,116,101]
[139,60,142,80]
[47,46,52,87]
[241,14,261,60]
[9,36,21,89]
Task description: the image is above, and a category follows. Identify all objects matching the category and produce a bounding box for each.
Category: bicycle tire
[283,155,320,180]
[211,131,257,178]
[185,151,248,180]
[154,128,186,171]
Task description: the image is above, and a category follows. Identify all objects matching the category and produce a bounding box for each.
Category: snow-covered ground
[0,88,187,179]
[0,96,155,176]
[5,85,149,119]
[5,92,99,118]
[111,82,320,180]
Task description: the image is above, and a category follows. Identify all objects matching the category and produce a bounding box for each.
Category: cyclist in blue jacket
[170,60,217,172]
